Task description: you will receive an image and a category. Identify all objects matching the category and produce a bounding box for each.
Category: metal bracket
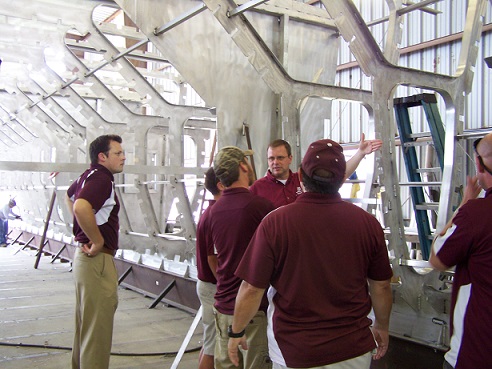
[118,266,133,285]
[149,279,176,309]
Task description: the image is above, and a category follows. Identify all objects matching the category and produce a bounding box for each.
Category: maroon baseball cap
[301,139,346,183]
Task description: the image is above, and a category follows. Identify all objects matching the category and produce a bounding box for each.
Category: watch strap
[227,325,245,338]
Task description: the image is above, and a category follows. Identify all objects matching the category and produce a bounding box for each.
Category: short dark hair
[269,139,292,156]
[300,167,342,194]
[89,134,122,165]
[204,167,221,196]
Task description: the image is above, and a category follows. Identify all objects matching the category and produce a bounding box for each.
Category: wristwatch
[227,325,245,338]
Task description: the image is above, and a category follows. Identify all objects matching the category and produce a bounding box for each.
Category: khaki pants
[197,280,217,356]
[214,308,271,369]
[71,248,118,369]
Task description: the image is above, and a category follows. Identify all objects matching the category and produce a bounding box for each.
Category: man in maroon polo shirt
[430,133,492,369]
[249,134,383,208]
[210,146,274,369]
[196,167,223,369]
[228,139,393,369]
[65,134,125,369]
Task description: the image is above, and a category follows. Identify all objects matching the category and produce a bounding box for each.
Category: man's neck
[270,169,290,181]
[227,182,248,189]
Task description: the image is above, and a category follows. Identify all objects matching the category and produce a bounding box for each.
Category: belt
[78,243,116,257]
[100,247,116,257]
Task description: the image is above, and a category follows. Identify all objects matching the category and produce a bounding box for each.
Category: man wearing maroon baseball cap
[229,138,393,369]
[300,139,347,189]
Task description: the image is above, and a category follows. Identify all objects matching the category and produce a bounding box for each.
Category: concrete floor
[0,242,446,369]
[0,244,201,369]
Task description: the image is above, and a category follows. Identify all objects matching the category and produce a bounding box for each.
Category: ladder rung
[416,167,441,173]
[393,93,437,106]
[407,132,432,139]
[403,141,434,147]
[415,203,439,210]
[400,182,441,186]
[399,258,433,268]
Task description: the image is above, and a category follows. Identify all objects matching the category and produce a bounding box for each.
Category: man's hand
[462,175,481,204]
[80,241,104,257]
[228,336,248,367]
[359,133,383,155]
[371,325,389,360]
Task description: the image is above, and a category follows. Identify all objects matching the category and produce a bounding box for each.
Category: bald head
[474,133,492,189]
[476,133,492,159]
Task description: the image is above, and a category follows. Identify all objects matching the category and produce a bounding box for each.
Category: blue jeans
[0,219,7,244]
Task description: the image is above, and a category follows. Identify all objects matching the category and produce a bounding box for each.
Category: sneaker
[0,243,6,247]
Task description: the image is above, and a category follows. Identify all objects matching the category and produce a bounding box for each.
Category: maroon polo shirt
[236,192,392,367]
[196,200,217,283]
[434,188,492,369]
[209,187,274,315]
[67,164,120,251]
[249,170,303,208]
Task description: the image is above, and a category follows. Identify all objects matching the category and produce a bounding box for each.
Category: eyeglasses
[268,156,288,162]
[473,138,492,175]
[105,150,125,157]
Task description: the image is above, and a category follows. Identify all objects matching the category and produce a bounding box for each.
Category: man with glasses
[228,139,392,369]
[430,133,492,369]
[250,134,382,208]
[65,134,125,369]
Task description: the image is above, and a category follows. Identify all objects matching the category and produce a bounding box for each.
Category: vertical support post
[199,132,217,218]
[243,123,257,180]
[34,190,57,269]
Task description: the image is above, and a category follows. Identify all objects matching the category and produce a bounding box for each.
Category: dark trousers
[443,360,454,369]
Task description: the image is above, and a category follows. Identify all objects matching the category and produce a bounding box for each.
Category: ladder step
[399,258,433,268]
[415,203,439,211]
[400,182,441,187]
[393,93,437,106]
[403,141,434,148]
[416,167,441,173]
[406,132,432,139]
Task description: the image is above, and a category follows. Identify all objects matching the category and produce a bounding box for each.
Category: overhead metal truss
[0,0,491,350]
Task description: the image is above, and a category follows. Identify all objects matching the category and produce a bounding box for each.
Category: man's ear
[239,161,248,173]
[98,152,107,163]
[476,156,485,173]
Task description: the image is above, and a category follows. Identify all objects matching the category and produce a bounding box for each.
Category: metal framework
[0,0,491,351]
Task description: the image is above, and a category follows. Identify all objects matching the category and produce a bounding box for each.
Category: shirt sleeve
[77,175,113,212]
[434,205,475,268]
[197,210,216,257]
[67,179,78,200]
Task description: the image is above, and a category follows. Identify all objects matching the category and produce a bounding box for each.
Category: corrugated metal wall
[334,0,492,139]
[330,0,491,218]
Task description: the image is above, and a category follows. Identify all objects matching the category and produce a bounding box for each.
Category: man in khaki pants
[65,134,126,369]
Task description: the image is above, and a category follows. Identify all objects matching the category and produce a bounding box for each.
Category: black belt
[78,243,116,257]
[100,247,116,257]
